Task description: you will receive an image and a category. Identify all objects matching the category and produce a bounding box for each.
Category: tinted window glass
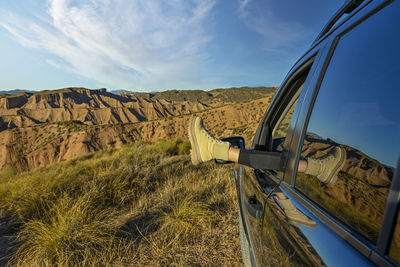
[271,69,309,153]
[272,94,300,150]
[295,2,400,244]
[270,70,310,183]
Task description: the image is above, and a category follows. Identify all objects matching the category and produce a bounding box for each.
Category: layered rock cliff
[0,87,275,171]
[0,88,212,130]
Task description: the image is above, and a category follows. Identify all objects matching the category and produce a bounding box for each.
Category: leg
[304,147,346,187]
[189,115,345,187]
[231,147,309,173]
[228,147,240,162]
[189,115,306,171]
[298,159,307,173]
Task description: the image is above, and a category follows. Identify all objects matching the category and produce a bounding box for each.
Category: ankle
[211,141,230,161]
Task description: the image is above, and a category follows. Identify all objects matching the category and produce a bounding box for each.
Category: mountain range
[0,86,276,171]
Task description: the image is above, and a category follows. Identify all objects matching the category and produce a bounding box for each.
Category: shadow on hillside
[121,211,161,246]
[209,201,229,214]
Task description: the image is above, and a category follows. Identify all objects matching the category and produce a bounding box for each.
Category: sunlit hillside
[0,87,275,172]
[0,139,243,266]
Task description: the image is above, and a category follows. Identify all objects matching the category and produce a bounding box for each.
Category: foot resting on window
[188,115,230,165]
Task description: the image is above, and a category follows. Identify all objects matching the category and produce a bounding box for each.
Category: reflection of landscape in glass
[389,214,400,263]
[273,98,299,140]
[304,0,400,169]
[296,134,393,244]
[261,193,325,266]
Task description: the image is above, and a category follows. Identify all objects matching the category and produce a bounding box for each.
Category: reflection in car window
[390,213,400,263]
[270,79,306,183]
[272,83,303,153]
[295,2,400,244]
[272,95,299,145]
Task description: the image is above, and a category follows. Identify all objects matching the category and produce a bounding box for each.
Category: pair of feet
[188,115,346,228]
[188,115,346,187]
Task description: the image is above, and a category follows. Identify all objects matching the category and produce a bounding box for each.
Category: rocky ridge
[0,87,276,171]
[0,88,211,130]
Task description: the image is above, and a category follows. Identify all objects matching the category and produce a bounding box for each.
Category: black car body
[232,0,400,266]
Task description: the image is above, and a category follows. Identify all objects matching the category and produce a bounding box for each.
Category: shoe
[305,146,346,187]
[188,116,230,165]
[279,198,317,228]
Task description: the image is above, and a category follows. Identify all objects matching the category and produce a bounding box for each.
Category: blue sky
[0,0,344,92]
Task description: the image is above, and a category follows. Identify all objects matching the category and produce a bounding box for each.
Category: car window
[271,90,300,152]
[268,66,312,182]
[271,69,308,153]
[295,2,400,245]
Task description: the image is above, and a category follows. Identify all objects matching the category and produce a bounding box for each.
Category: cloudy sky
[0,0,343,92]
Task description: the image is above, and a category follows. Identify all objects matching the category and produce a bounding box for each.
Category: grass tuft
[11,194,125,266]
[156,194,215,239]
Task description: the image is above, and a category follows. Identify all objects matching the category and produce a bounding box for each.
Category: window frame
[271,87,301,142]
[251,55,318,186]
[284,0,399,265]
[312,0,371,46]
[375,159,400,264]
[252,56,316,152]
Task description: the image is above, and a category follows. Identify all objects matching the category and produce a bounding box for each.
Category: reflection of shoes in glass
[305,146,346,187]
[188,116,230,165]
[279,198,317,228]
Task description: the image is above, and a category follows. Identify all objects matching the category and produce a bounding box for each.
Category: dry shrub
[10,194,130,266]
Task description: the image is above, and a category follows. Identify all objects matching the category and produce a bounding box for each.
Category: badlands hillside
[0,87,277,171]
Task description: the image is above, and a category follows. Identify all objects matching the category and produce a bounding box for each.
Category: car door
[250,56,323,266]
[254,0,400,266]
[238,47,323,266]
[290,0,400,265]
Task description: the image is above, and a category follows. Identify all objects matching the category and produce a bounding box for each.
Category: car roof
[285,0,372,79]
[313,0,366,45]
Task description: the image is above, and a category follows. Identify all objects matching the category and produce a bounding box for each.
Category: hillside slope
[0,139,242,266]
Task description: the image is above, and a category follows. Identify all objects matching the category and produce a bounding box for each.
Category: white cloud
[0,0,216,90]
[237,0,306,52]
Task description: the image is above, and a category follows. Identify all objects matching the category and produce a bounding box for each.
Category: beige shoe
[188,116,230,165]
[305,146,346,187]
[279,198,317,228]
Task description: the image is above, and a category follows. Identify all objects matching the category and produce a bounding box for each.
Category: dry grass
[0,139,243,266]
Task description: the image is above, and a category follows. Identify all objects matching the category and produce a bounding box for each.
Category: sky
[0,0,344,92]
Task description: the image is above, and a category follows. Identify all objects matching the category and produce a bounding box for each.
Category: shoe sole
[325,146,346,187]
[188,116,202,165]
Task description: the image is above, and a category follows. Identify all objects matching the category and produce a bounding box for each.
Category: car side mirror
[215,136,245,164]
